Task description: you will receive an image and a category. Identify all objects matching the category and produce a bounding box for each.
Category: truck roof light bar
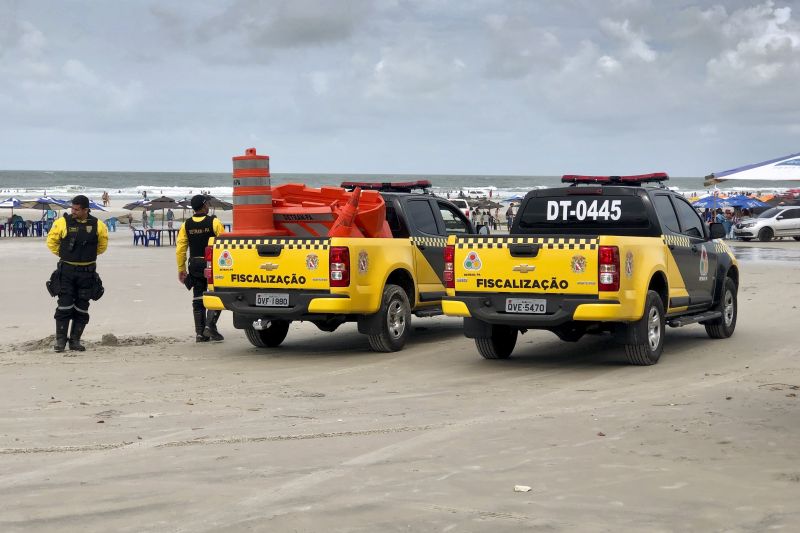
[561,173,669,186]
[340,180,432,193]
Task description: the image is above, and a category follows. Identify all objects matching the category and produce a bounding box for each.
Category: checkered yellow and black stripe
[212,238,329,251]
[454,237,599,250]
[663,234,691,248]
[411,236,448,247]
[713,240,732,255]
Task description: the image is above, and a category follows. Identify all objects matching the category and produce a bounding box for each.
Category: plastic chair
[12,220,27,237]
[146,229,161,246]
[131,227,145,246]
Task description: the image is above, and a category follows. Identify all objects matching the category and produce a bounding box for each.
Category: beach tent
[502,195,525,203]
[704,151,800,186]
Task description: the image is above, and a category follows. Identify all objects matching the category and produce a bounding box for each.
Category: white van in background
[450,199,471,219]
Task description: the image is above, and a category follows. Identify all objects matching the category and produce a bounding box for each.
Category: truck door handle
[257,244,283,257]
[509,244,540,257]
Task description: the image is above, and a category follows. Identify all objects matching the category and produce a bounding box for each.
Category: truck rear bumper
[205,289,350,322]
[443,294,620,328]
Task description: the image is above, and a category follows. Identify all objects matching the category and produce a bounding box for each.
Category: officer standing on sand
[176,194,226,342]
[46,195,108,352]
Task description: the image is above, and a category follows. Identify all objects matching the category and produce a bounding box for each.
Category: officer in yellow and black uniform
[177,194,226,342]
[46,195,108,352]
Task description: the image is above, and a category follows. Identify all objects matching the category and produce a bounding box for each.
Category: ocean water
[0,169,792,204]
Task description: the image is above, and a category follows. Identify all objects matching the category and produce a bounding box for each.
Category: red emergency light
[561,173,669,185]
[340,180,432,193]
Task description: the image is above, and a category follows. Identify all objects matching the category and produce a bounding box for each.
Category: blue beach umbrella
[87,199,107,211]
[21,196,68,213]
[723,195,769,209]
[0,197,22,216]
[691,196,733,209]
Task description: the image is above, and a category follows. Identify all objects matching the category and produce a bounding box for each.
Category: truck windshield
[517,195,652,233]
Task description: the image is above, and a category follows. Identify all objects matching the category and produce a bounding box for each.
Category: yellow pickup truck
[202,182,474,351]
[442,174,739,365]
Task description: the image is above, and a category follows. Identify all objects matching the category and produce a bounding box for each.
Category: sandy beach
[1,231,799,532]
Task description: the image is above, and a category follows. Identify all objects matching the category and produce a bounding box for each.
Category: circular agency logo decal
[306,253,319,271]
[570,255,587,274]
[218,250,233,269]
[464,250,482,271]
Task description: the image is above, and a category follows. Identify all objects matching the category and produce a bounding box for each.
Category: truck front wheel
[624,290,665,365]
[475,325,517,359]
[367,284,411,352]
[245,320,290,348]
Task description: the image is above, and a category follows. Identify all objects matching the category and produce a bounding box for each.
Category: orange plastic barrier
[228,148,391,238]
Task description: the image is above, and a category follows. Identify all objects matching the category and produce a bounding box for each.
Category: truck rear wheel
[245,320,290,348]
[367,284,411,352]
[475,325,517,359]
[624,290,664,365]
[705,277,737,339]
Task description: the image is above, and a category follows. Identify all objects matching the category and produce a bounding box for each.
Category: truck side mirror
[709,222,725,239]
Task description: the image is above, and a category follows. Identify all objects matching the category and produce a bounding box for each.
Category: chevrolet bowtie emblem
[259,263,279,271]
[513,264,536,273]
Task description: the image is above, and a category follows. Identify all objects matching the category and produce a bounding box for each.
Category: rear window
[517,195,652,234]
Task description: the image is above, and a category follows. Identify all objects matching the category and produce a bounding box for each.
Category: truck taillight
[329,246,350,287]
[444,245,455,289]
[598,245,620,291]
[204,246,213,285]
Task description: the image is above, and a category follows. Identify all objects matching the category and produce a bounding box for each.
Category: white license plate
[255,293,289,307]
[505,298,546,314]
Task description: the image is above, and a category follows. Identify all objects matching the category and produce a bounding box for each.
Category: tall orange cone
[230,148,284,237]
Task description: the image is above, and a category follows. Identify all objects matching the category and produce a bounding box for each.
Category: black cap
[190,194,209,211]
[71,195,90,209]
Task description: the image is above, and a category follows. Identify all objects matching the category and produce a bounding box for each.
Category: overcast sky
[1,0,799,176]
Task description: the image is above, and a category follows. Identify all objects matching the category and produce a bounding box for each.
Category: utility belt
[61,262,97,273]
[47,261,104,300]
[184,257,207,290]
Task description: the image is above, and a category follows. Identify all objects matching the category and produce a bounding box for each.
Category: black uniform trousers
[192,273,209,313]
[54,263,96,326]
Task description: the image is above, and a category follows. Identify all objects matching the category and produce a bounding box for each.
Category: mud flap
[463,317,492,339]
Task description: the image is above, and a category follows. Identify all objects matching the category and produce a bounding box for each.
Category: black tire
[739,238,752,242]
[624,290,665,366]
[705,277,737,339]
[367,284,411,352]
[244,320,290,348]
[475,325,517,359]
[758,227,773,242]
[793,236,800,241]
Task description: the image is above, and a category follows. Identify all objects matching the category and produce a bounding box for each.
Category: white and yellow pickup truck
[442,174,739,365]
[202,182,474,352]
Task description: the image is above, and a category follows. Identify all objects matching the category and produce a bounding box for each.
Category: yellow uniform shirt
[176,215,225,273]
[46,216,109,265]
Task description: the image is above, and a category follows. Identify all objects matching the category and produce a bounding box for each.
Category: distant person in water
[102,191,110,206]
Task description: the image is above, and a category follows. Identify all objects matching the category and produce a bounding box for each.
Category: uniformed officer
[46,195,109,352]
[177,194,226,342]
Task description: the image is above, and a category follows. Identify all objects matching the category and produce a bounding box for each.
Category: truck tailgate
[211,237,330,291]
[453,236,600,296]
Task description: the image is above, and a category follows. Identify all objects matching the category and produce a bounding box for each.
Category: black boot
[202,310,224,341]
[54,320,69,353]
[193,306,209,342]
[68,321,87,351]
